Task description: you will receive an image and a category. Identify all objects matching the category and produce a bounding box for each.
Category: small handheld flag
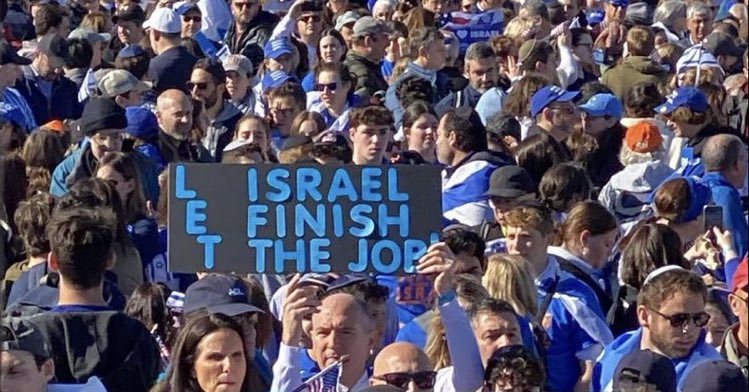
[293,360,343,392]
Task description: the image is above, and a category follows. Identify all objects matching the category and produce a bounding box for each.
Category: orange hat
[732,256,748,293]
[41,120,65,133]
[625,122,663,153]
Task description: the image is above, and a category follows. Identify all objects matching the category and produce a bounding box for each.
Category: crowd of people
[0,0,748,390]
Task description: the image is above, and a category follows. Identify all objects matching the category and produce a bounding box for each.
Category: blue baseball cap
[606,0,629,7]
[183,274,264,316]
[264,38,294,60]
[587,9,605,25]
[116,44,146,59]
[262,70,297,92]
[654,86,708,115]
[125,106,159,139]
[0,102,27,131]
[530,86,580,118]
[579,93,623,118]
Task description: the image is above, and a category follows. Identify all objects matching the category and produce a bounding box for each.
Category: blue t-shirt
[49,304,113,312]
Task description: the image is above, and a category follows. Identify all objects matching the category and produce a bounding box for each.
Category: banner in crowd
[439,10,505,53]
[168,164,442,274]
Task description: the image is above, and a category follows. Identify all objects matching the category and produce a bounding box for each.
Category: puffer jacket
[601,56,668,98]
[224,11,279,74]
[344,51,389,100]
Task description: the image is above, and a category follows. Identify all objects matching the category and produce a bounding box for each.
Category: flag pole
[291,359,343,392]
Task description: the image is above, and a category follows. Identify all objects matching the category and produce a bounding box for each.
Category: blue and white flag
[197,0,233,42]
[438,10,504,53]
[294,360,342,392]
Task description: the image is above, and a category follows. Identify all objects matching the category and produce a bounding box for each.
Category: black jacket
[224,11,279,75]
[344,51,389,99]
[15,66,82,125]
[26,311,159,392]
[148,46,199,94]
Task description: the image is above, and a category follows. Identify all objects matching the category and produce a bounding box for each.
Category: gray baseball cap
[352,16,391,38]
[335,10,361,30]
[68,27,112,45]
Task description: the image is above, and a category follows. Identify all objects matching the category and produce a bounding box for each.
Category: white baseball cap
[142,7,182,34]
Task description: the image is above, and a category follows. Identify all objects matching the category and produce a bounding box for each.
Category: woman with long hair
[401,101,439,163]
[21,129,66,196]
[301,29,347,91]
[309,62,359,132]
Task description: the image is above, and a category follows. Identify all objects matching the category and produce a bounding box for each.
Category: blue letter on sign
[186,200,208,235]
[266,168,291,202]
[197,235,222,269]
[175,165,196,199]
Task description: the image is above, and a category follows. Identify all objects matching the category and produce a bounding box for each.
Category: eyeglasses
[299,14,321,23]
[372,371,438,389]
[315,82,338,91]
[648,308,710,329]
[233,1,256,9]
[187,82,208,90]
[183,16,202,22]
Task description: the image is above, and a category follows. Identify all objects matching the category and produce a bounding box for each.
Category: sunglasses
[300,14,321,22]
[315,82,338,91]
[233,2,256,9]
[183,16,202,22]
[372,371,437,389]
[187,82,208,90]
[648,308,711,328]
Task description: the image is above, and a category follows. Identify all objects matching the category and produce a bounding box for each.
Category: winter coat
[601,56,669,99]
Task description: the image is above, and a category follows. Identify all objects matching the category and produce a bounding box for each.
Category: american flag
[293,360,342,392]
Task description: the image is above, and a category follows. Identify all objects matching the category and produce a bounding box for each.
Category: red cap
[732,256,748,293]
[625,122,663,153]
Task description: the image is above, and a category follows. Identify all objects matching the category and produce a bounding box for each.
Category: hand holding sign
[281,274,322,347]
[416,242,457,296]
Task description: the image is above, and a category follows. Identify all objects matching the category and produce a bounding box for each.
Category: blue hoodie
[592,328,722,392]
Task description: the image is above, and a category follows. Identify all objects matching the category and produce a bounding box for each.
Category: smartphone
[703,205,724,232]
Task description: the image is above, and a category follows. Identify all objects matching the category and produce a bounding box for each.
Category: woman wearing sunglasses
[308,62,361,133]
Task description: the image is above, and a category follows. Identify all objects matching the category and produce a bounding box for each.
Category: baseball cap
[174,0,201,15]
[624,1,652,24]
[125,106,159,139]
[183,274,264,316]
[530,86,580,118]
[579,93,623,118]
[0,102,27,130]
[682,360,748,392]
[732,257,748,293]
[587,9,605,25]
[143,7,182,34]
[261,70,297,92]
[485,165,536,198]
[37,34,70,64]
[264,38,294,60]
[79,97,128,136]
[299,273,335,289]
[352,16,391,38]
[613,350,676,392]
[0,41,32,65]
[625,122,663,153]
[222,54,253,76]
[336,10,362,30]
[654,86,709,115]
[0,321,51,359]
[606,0,629,7]
[113,5,146,24]
[41,120,66,133]
[326,274,371,292]
[68,27,112,44]
[703,33,744,58]
[97,69,151,98]
[281,134,313,151]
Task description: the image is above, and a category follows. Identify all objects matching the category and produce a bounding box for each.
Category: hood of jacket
[609,161,675,193]
[623,56,668,76]
[465,150,513,168]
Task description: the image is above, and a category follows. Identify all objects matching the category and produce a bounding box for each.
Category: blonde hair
[424,312,449,370]
[482,254,538,317]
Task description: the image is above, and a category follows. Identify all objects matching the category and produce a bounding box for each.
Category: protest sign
[439,10,504,53]
[168,164,442,275]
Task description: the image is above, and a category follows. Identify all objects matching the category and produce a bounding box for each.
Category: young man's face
[90,129,124,161]
[269,97,302,132]
[505,225,549,268]
[350,123,391,164]
[117,21,143,45]
[639,291,707,359]
[0,350,54,392]
[472,310,522,366]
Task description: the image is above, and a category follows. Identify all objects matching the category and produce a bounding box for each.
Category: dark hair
[467,297,518,324]
[515,133,571,184]
[192,58,226,86]
[167,312,252,392]
[314,62,353,86]
[181,37,206,58]
[402,100,437,130]
[396,75,435,108]
[34,3,69,36]
[653,178,691,222]
[440,111,487,153]
[21,129,66,196]
[61,178,129,242]
[539,163,593,213]
[290,111,326,138]
[1,154,28,234]
[443,227,487,272]
[502,73,551,118]
[350,105,394,129]
[47,205,115,289]
[317,28,347,63]
[125,282,174,348]
[557,201,618,246]
[115,52,151,80]
[578,81,614,104]
[98,152,147,223]
[267,82,306,111]
[65,38,93,69]
[638,269,707,311]
[564,131,599,168]
[627,26,655,57]
[409,27,444,59]
[239,276,275,350]
[620,224,686,290]
[484,345,545,389]
[13,192,56,257]
[625,82,664,118]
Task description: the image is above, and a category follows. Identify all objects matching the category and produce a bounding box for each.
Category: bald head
[313,292,372,328]
[155,89,193,140]
[703,134,748,173]
[373,342,432,376]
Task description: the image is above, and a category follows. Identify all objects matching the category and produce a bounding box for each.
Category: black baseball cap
[113,5,146,24]
[484,165,537,198]
[703,33,744,58]
[0,41,32,65]
[37,34,69,63]
[613,350,676,392]
[183,274,264,316]
[682,360,748,392]
[0,321,51,359]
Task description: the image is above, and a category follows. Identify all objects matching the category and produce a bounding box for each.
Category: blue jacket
[15,66,82,125]
[50,142,160,203]
[592,328,722,392]
[702,172,748,258]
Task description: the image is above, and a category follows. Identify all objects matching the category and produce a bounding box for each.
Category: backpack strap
[557,257,614,314]
[535,276,559,324]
